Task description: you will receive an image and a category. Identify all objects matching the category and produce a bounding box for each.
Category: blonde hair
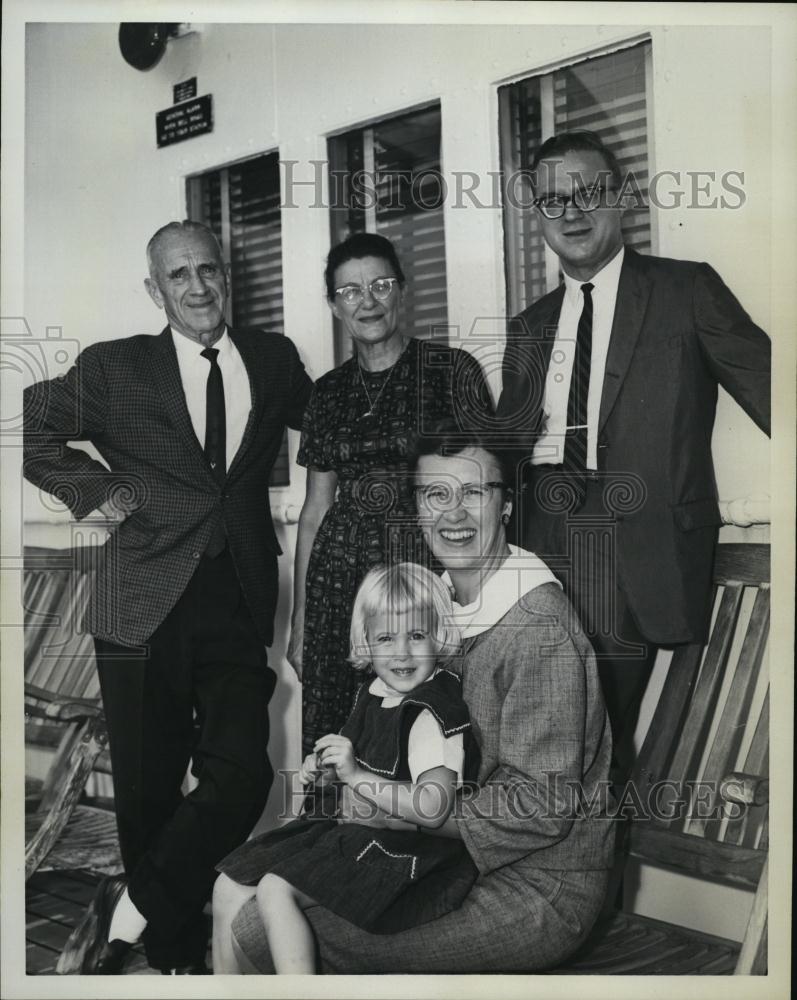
[349,562,461,672]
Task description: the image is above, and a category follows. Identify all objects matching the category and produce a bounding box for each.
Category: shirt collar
[170,326,231,362]
[368,669,440,706]
[441,545,560,639]
[562,245,624,306]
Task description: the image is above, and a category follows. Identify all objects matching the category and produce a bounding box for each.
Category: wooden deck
[27,870,153,975]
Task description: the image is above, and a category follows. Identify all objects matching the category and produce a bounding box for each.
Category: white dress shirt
[532,246,624,469]
[170,327,252,471]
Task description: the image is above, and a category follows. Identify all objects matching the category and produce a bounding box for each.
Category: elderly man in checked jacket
[23,220,313,975]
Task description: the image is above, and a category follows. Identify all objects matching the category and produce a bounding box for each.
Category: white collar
[562,245,624,306]
[170,326,231,361]
[368,668,440,707]
[442,545,560,638]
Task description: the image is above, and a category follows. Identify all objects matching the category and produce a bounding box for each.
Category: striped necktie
[201,346,227,557]
[562,282,594,508]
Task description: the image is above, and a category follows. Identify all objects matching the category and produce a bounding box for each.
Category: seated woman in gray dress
[223,423,614,973]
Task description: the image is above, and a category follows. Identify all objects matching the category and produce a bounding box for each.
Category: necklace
[357,341,407,418]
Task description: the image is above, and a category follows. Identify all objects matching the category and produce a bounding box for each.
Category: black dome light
[118,23,179,71]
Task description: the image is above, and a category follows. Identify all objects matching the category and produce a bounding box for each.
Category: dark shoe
[56,875,132,975]
[160,963,211,975]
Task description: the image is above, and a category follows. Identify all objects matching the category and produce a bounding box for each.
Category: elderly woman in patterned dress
[288,232,493,756]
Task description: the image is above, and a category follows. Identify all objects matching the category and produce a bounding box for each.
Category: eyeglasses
[334,277,400,307]
[414,481,506,512]
[534,185,615,220]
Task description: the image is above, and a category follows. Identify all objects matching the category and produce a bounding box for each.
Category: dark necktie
[201,346,227,557]
[562,282,594,508]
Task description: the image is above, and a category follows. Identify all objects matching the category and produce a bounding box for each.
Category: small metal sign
[173,77,197,104]
[156,94,213,148]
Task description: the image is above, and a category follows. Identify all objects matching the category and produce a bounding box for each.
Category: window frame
[326,100,449,365]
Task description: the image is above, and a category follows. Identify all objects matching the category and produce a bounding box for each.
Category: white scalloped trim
[355,839,418,880]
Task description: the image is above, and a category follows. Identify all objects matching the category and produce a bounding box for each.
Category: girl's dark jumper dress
[218,670,480,933]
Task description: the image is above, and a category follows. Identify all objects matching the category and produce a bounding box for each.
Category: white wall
[20,20,773,928]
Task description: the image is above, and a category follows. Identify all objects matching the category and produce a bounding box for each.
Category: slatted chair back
[24,546,107,805]
[553,542,770,977]
[24,546,99,703]
[24,545,120,879]
[630,544,769,877]
[629,542,769,969]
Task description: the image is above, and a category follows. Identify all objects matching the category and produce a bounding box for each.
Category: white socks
[108,888,148,944]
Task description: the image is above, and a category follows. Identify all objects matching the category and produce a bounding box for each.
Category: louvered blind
[187,153,290,485]
[500,42,652,315]
[328,105,448,361]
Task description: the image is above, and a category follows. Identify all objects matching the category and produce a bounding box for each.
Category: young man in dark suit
[23,221,313,973]
[496,132,770,782]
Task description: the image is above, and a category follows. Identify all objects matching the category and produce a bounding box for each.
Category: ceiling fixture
[118,23,190,71]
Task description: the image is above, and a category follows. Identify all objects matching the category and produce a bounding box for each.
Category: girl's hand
[314,734,360,784]
[298,752,322,786]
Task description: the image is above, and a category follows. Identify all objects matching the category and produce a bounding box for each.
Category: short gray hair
[146,220,223,278]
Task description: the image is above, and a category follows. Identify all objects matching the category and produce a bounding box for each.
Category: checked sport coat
[23,326,313,647]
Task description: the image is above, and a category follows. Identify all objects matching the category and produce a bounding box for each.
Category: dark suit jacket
[496,248,770,644]
[23,326,313,647]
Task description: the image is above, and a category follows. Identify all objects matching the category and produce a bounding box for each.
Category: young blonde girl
[212,562,479,974]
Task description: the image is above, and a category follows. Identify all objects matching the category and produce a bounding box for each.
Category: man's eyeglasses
[414,482,506,513]
[334,277,400,307]
[534,186,616,220]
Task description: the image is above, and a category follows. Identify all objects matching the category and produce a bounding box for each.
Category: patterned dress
[298,336,492,755]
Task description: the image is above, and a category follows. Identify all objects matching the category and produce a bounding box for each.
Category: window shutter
[554,45,651,256]
[328,104,448,360]
[227,156,285,333]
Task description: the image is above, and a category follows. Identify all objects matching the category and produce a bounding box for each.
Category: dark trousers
[515,475,657,783]
[94,549,276,969]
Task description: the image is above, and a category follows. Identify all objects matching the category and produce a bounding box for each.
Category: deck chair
[24,546,122,880]
[553,542,769,975]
